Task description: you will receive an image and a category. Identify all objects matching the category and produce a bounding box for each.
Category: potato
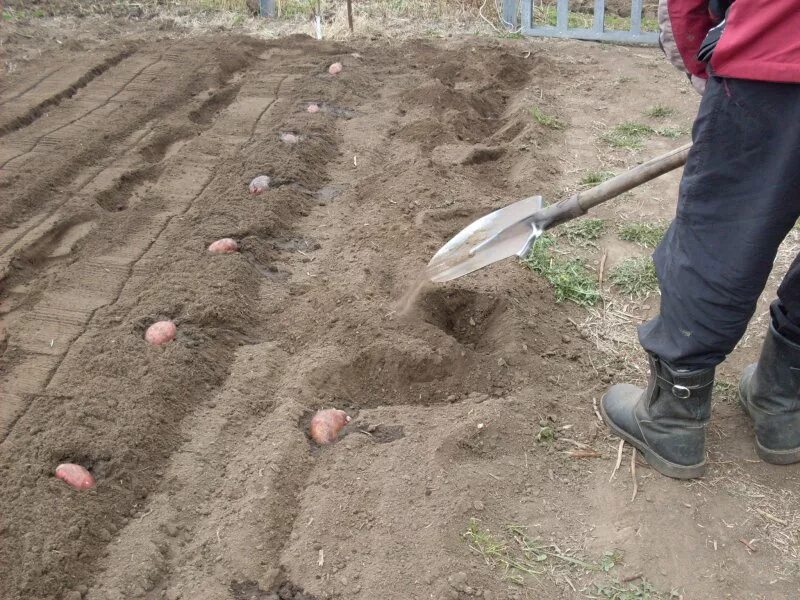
[328,62,343,75]
[55,463,96,490]
[145,320,176,345]
[309,409,351,445]
[280,132,300,144]
[249,175,271,194]
[208,238,239,254]
[306,103,321,114]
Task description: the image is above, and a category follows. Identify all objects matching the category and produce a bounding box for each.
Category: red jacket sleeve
[658,0,714,78]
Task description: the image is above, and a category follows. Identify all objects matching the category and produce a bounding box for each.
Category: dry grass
[185,0,250,10]
[702,461,800,577]
[577,300,648,377]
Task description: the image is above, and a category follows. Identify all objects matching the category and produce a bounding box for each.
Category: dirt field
[2,10,800,600]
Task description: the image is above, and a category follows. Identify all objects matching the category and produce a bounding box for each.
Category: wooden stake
[347,0,353,32]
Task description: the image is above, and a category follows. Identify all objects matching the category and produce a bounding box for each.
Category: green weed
[534,6,657,32]
[3,7,47,19]
[592,578,677,599]
[618,221,668,248]
[188,0,250,11]
[610,257,659,297]
[655,126,689,139]
[605,13,659,32]
[580,170,616,187]
[464,520,540,584]
[465,519,630,589]
[524,235,600,306]
[602,122,654,149]
[645,105,674,118]
[531,106,566,130]
[536,425,556,443]
[713,379,738,404]
[561,218,605,246]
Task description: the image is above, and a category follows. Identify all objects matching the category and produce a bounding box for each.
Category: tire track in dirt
[0,49,164,169]
[0,46,136,137]
[0,66,61,106]
[0,40,272,441]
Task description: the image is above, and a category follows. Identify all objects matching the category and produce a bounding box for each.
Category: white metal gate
[502,0,659,44]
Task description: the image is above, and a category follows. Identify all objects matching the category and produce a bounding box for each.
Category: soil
[1,12,799,600]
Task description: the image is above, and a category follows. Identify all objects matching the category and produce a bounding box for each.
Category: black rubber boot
[601,354,714,479]
[739,320,800,465]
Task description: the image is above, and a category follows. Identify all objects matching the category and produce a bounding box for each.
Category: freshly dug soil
[2,24,798,600]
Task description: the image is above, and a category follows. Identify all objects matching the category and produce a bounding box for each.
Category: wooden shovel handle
[577,142,692,212]
[535,142,692,232]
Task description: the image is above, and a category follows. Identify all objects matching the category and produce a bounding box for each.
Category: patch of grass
[601,122,654,149]
[605,13,659,32]
[713,379,738,404]
[188,0,250,11]
[536,425,556,443]
[610,257,659,297]
[498,30,525,39]
[524,235,600,306]
[534,6,657,32]
[530,106,566,130]
[275,0,317,17]
[655,125,689,139]
[580,170,616,187]
[561,218,605,246]
[618,221,668,248]
[592,579,678,599]
[3,7,47,19]
[464,520,666,595]
[645,105,674,118]
[464,520,540,584]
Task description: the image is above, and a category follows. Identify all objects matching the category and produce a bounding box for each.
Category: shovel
[426,143,692,283]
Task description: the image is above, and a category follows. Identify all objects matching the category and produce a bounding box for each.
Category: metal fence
[502,0,659,44]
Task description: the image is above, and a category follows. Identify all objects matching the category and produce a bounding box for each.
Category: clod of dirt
[306,103,321,114]
[361,424,405,444]
[208,238,239,254]
[144,320,177,345]
[280,132,301,144]
[55,464,95,490]
[309,409,351,445]
[328,62,343,75]
[249,175,272,194]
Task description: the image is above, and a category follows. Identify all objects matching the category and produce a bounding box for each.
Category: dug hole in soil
[3,22,795,600]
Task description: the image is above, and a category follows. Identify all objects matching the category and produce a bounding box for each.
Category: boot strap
[655,375,714,399]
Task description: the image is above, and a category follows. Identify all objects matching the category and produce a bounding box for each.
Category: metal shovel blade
[426,195,543,283]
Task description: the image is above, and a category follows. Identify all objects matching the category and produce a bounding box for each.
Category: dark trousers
[639,76,800,369]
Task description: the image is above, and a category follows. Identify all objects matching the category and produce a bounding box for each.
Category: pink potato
[208,238,239,254]
[280,132,300,144]
[328,62,343,75]
[306,103,321,114]
[145,320,176,345]
[309,409,351,445]
[249,175,271,194]
[55,463,95,490]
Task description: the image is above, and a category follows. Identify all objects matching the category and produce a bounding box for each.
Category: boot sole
[600,395,706,480]
[738,388,800,465]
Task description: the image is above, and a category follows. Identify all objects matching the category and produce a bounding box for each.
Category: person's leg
[640,77,800,368]
[603,76,800,478]
[739,256,800,464]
